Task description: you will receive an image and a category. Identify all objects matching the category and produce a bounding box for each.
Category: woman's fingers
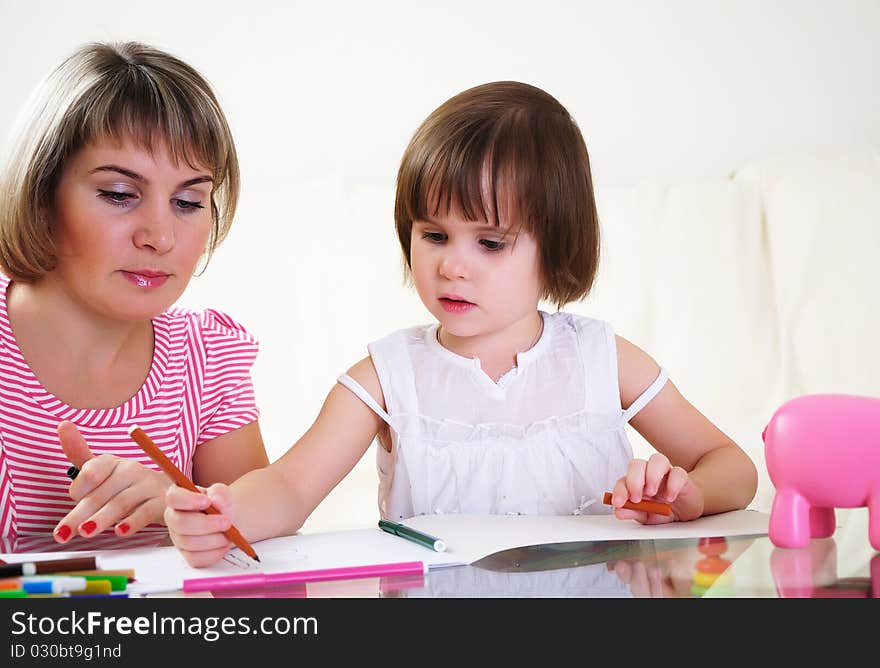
[54,458,170,542]
[58,420,95,468]
[112,495,167,536]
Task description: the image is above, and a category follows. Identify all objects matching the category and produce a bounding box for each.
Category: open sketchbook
[1,510,769,595]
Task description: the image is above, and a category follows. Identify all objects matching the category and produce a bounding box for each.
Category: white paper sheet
[0,529,466,595]
[0,510,769,595]
[404,509,770,564]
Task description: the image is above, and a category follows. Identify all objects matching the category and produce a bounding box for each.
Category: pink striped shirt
[0,274,260,538]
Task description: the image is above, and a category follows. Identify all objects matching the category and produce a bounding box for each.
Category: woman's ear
[37,204,51,229]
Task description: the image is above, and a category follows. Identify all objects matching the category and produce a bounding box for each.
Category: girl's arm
[166,356,385,566]
[614,335,758,520]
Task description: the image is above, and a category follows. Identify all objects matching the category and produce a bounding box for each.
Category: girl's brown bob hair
[394,81,600,308]
[0,41,239,282]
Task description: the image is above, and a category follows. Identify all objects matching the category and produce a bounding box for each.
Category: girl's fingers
[165,485,213,511]
[164,506,231,537]
[627,561,650,597]
[179,545,235,568]
[623,459,648,502]
[660,466,690,501]
[204,483,234,514]
[612,560,632,583]
[166,507,234,568]
[648,564,667,598]
[167,522,233,552]
[644,453,671,497]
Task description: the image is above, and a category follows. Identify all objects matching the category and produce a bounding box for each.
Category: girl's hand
[608,453,704,524]
[165,483,234,567]
[53,421,172,542]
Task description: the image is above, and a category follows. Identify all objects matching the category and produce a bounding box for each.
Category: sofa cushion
[734,149,880,399]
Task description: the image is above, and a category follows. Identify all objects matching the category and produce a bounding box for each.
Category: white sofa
[200,147,879,533]
[578,147,880,514]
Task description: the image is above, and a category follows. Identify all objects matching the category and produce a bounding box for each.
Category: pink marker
[183,561,428,593]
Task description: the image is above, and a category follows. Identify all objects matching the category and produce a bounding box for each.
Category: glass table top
[2,509,876,598]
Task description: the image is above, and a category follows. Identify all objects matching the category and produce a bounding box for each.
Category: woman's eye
[480,239,506,251]
[97,190,135,206]
[172,198,205,212]
[421,231,446,243]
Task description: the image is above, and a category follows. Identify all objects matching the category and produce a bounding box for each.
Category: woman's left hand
[608,453,704,524]
[53,420,172,542]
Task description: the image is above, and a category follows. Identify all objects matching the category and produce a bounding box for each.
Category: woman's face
[48,135,214,322]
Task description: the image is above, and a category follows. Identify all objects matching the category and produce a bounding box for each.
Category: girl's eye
[480,239,506,251]
[172,198,205,212]
[421,231,446,243]
[97,190,136,207]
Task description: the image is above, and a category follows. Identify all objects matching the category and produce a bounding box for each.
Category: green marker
[77,574,128,591]
[379,519,447,552]
[0,589,27,598]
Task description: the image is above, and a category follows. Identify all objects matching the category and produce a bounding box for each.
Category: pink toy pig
[763,393,880,550]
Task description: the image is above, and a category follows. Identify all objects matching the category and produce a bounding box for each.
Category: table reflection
[770,541,880,598]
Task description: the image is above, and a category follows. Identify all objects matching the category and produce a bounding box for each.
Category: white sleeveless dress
[338,311,667,521]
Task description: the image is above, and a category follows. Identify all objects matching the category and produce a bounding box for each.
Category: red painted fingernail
[80,520,97,535]
[116,523,130,535]
[55,525,71,541]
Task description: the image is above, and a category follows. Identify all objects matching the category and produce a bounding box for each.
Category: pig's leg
[869,493,880,551]
[770,488,812,548]
[809,506,836,539]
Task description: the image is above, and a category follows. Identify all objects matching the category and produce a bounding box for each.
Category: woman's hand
[608,453,704,524]
[53,421,172,542]
[164,483,235,567]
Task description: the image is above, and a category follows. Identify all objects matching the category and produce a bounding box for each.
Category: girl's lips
[121,271,170,289]
[439,297,476,314]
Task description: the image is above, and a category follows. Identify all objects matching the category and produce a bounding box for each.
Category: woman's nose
[132,206,174,254]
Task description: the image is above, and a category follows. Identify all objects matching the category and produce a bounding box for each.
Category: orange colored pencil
[128,425,260,562]
[603,491,673,516]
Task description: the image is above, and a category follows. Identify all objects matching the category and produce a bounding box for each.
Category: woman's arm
[191,421,269,487]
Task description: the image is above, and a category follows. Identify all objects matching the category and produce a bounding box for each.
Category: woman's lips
[120,270,170,289]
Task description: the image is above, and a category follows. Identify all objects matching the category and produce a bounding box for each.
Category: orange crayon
[603,491,673,516]
[128,425,260,562]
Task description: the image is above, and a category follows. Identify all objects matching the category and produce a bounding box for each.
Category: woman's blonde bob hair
[0,41,239,282]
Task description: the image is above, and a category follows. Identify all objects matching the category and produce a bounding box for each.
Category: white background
[2,1,878,530]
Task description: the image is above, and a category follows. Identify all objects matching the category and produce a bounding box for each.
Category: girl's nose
[439,249,469,280]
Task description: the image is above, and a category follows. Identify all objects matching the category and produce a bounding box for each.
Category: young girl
[166,81,758,567]
[0,42,269,547]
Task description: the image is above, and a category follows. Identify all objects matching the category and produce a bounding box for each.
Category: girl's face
[47,135,213,322]
[410,206,544,341]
